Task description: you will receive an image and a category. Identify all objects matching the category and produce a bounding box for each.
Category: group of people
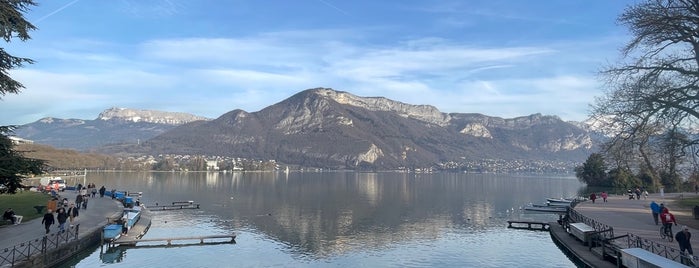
[588,191,608,203]
[650,200,693,256]
[628,187,649,200]
[3,208,23,225]
[38,182,109,235]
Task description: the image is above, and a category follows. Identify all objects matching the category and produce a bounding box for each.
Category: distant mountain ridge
[97,107,209,124]
[13,108,209,151]
[13,88,601,170]
[139,88,597,170]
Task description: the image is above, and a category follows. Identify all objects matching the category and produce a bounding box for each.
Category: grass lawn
[677,196,699,208]
[0,191,52,226]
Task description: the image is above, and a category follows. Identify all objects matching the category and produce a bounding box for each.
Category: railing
[568,207,615,240]
[0,224,80,267]
[627,232,698,266]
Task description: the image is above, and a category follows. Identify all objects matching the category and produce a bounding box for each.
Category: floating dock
[507,220,550,231]
[147,204,201,210]
[111,234,236,247]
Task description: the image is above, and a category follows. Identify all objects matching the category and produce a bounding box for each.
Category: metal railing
[0,224,80,267]
[568,207,615,240]
[627,232,698,266]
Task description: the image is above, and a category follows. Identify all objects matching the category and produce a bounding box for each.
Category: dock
[507,220,550,231]
[147,204,201,210]
[111,234,236,247]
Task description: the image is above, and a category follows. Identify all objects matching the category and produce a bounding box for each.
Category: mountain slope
[142,88,595,169]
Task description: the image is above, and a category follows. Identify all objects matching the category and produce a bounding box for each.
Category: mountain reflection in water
[63,171,582,267]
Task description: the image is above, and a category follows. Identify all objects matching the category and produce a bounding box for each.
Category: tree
[575,153,610,186]
[0,0,36,98]
[0,1,43,193]
[0,127,44,193]
[592,0,699,186]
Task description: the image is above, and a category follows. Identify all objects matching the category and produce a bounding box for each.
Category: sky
[0,0,636,126]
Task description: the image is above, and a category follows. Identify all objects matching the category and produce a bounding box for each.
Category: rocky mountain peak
[308,88,451,126]
[97,107,209,125]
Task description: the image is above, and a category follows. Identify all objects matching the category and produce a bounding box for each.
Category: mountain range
[13,88,600,170]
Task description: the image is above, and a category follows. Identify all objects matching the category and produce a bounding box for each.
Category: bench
[33,205,46,214]
[568,222,595,245]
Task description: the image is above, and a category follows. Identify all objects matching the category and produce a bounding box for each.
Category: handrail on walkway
[627,232,698,266]
[0,224,80,267]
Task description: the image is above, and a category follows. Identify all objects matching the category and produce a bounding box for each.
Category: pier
[147,204,201,210]
[507,220,549,231]
[111,234,236,247]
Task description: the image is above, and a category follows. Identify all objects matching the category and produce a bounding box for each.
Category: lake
[60,171,584,267]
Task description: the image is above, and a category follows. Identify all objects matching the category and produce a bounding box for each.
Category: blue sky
[0,0,635,125]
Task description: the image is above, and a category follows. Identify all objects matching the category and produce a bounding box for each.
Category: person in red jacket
[660,207,677,236]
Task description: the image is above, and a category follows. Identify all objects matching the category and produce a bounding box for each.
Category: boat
[532,202,570,208]
[103,207,142,242]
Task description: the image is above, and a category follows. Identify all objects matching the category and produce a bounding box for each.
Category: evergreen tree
[0,1,44,193]
[575,153,610,186]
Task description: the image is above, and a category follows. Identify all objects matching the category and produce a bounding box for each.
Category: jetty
[507,220,549,231]
[112,234,236,247]
[147,203,201,210]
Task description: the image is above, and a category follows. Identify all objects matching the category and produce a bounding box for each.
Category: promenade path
[575,192,699,251]
[0,190,122,249]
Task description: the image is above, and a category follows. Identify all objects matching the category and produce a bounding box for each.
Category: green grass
[0,191,52,226]
[676,196,699,208]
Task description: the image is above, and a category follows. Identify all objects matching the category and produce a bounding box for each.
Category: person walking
[590,193,597,204]
[41,209,55,234]
[75,194,83,210]
[67,203,79,227]
[650,201,661,225]
[56,207,68,233]
[99,186,106,198]
[601,191,608,203]
[676,226,693,257]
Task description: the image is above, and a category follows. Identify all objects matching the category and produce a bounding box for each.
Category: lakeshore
[0,189,123,267]
[552,192,699,267]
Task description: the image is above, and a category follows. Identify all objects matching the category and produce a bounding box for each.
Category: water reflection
[85,171,581,263]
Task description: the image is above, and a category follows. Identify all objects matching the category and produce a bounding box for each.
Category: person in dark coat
[41,209,55,234]
[676,226,693,255]
[99,186,106,198]
[589,193,597,204]
[56,207,68,233]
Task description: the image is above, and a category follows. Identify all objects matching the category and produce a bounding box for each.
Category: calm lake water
[60,171,583,267]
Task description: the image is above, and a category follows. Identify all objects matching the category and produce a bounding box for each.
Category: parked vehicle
[40,177,66,191]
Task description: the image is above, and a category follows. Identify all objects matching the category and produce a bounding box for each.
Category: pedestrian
[82,195,88,209]
[91,187,97,198]
[41,209,55,234]
[67,203,78,227]
[99,186,105,198]
[643,189,649,199]
[601,191,608,202]
[76,183,82,193]
[75,194,83,210]
[56,207,68,233]
[650,201,661,225]
[590,193,597,204]
[676,226,693,257]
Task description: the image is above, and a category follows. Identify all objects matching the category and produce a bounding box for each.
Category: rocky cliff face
[144,88,595,169]
[97,107,209,125]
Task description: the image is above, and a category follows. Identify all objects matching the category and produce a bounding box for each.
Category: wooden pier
[112,234,236,247]
[507,220,550,231]
[147,204,201,210]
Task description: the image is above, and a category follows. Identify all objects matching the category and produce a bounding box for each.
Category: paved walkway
[0,190,122,248]
[575,192,699,251]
